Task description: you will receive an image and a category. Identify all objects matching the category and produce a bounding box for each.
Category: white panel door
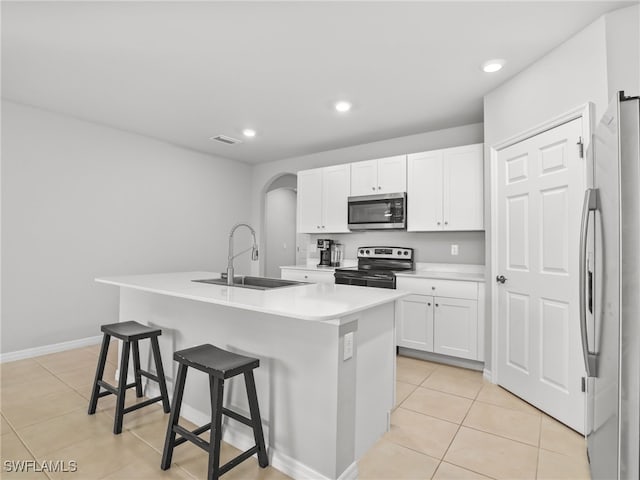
[350,160,378,196]
[407,150,444,231]
[296,168,323,233]
[444,144,484,230]
[377,155,407,193]
[396,294,434,351]
[496,118,586,432]
[433,297,478,360]
[322,164,351,232]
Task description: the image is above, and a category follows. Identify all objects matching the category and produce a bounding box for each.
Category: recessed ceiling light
[334,101,352,113]
[242,128,256,138]
[482,59,506,73]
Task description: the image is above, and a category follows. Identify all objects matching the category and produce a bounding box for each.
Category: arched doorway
[262,174,297,278]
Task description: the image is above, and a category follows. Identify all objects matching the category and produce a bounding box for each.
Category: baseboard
[147,384,350,480]
[483,368,494,383]
[397,347,484,371]
[0,335,103,363]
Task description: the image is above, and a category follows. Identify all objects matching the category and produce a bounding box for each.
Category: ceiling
[2,1,634,164]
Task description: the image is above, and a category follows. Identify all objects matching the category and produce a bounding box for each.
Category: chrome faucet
[227,223,259,286]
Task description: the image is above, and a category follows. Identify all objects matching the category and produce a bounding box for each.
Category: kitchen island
[95,272,407,480]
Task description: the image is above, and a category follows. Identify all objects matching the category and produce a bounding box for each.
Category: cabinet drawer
[396,277,477,300]
[281,269,335,284]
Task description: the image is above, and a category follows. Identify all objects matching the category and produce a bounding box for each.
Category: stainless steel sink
[192,275,307,290]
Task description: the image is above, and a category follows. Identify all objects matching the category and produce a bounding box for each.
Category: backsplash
[305,231,485,265]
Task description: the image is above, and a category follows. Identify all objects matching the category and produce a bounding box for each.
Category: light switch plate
[344,332,354,360]
[451,244,459,256]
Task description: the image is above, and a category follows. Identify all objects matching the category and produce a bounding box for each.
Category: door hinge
[581,376,586,392]
[577,137,584,158]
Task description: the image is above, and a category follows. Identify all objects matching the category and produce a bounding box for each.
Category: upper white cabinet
[297,164,350,233]
[350,155,407,196]
[407,143,484,231]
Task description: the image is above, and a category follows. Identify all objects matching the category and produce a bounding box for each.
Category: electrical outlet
[344,332,354,360]
[451,244,459,256]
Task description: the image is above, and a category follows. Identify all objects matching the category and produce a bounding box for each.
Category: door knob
[496,275,507,284]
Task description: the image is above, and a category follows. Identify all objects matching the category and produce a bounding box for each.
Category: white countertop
[395,270,485,282]
[95,271,407,322]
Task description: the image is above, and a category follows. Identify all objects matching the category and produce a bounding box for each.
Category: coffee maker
[317,239,334,267]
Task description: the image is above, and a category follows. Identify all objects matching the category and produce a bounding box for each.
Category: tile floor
[0,346,590,479]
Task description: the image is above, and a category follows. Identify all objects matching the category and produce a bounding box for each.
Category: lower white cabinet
[396,295,434,351]
[396,277,484,361]
[281,268,335,284]
[433,296,478,360]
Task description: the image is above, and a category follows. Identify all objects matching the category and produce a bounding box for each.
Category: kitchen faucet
[227,223,259,286]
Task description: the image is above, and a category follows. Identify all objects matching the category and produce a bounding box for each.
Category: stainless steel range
[334,246,414,289]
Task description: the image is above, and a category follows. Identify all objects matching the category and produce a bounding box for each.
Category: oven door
[348,193,406,230]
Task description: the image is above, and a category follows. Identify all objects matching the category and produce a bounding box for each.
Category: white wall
[482,5,639,371]
[252,123,485,274]
[264,188,297,277]
[1,101,252,353]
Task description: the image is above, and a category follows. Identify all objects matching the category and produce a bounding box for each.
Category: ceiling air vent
[209,135,242,145]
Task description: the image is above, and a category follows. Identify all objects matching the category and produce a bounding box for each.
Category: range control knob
[365,249,370,255]
[404,251,409,256]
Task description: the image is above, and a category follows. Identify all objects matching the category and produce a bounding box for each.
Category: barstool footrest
[219,446,259,476]
[222,407,253,427]
[139,370,160,382]
[122,396,165,414]
[173,424,211,452]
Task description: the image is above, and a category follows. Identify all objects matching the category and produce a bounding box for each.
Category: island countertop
[95,271,408,322]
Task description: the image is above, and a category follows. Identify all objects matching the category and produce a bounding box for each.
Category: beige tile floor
[1,346,590,479]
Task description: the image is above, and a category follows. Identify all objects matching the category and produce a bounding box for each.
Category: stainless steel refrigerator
[581,92,640,480]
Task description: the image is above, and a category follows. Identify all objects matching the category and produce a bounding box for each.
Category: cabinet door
[396,294,434,351]
[297,168,323,233]
[433,297,478,360]
[443,143,484,230]
[377,155,407,193]
[350,160,378,196]
[407,150,444,231]
[322,164,351,232]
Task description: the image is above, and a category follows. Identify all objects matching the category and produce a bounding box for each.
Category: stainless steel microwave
[348,192,407,230]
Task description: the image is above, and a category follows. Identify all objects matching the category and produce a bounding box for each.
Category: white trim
[489,102,593,388]
[0,335,103,363]
[483,368,494,383]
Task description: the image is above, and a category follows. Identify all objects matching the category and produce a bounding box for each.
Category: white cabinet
[396,295,434,351]
[396,276,484,362]
[350,155,406,196]
[280,268,335,284]
[433,297,478,360]
[407,143,484,231]
[297,164,350,233]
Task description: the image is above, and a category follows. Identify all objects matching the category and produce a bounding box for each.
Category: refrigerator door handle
[579,188,598,377]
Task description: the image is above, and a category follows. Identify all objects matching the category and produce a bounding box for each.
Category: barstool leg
[161,363,188,470]
[208,376,225,480]
[88,334,111,415]
[114,341,131,434]
[244,370,269,468]
[132,340,143,398]
[150,336,171,413]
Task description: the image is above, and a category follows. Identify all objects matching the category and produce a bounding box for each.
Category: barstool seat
[161,344,268,480]
[88,320,171,434]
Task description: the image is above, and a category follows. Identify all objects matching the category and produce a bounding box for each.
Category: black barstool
[88,320,171,434]
[160,344,268,480]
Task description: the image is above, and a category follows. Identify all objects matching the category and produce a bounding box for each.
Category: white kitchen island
[95,272,407,480]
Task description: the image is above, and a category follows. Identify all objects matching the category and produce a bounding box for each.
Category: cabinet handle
[427,302,431,306]
[321,225,325,229]
[444,221,448,225]
[431,286,436,290]
[317,226,320,229]
[304,275,308,279]
[437,222,441,226]
[372,186,376,191]
[435,304,439,307]
[378,186,382,190]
